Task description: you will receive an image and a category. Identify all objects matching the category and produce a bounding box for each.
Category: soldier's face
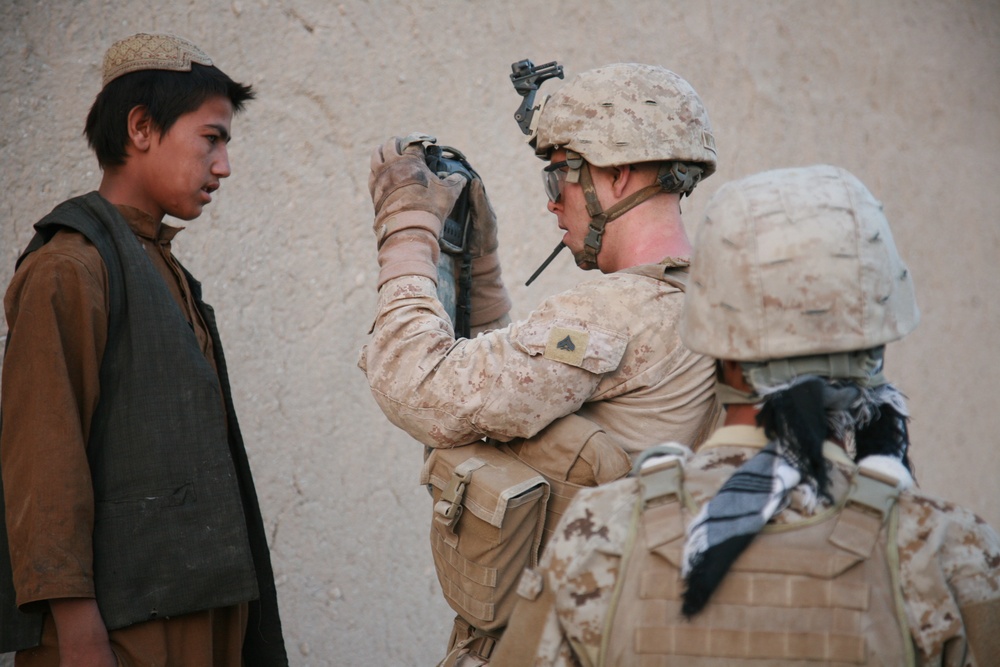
[546,149,591,257]
[546,150,622,267]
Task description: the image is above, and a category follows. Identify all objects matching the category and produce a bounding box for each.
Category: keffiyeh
[681,439,807,616]
[681,374,912,617]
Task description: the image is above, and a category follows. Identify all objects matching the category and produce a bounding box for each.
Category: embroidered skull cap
[102,33,213,88]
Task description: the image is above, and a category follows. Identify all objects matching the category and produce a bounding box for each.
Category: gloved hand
[368,134,466,289]
[369,133,465,247]
[467,178,499,258]
[466,178,511,330]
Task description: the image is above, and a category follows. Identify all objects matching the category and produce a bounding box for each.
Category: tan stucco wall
[1,1,998,664]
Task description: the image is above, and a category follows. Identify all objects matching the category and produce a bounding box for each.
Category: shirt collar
[701,425,855,467]
[115,205,184,244]
[660,256,690,269]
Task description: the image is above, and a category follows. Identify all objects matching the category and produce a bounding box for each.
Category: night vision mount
[510,59,569,286]
[510,59,564,136]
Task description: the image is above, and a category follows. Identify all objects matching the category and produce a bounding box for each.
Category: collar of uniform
[115,205,184,244]
[659,255,690,269]
[701,425,768,450]
[701,425,855,468]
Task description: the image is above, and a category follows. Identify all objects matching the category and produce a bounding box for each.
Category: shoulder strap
[830,464,914,666]
[829,464,901,558]
[598,451,686,666]
[636,449,685,507]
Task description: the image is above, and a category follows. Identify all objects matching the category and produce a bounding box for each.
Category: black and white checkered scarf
[680,375,912,617]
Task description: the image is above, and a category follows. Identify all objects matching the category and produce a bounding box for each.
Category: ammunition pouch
[422,414,631,639]
[422,442,549,632]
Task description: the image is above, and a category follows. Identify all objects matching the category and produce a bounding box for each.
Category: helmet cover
[680,165,919,360]
[533,63,717,175]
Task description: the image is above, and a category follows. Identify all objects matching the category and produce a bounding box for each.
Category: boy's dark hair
[84,63,255,168]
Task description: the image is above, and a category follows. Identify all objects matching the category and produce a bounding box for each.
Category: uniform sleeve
[897,493,1000,666]
[490,565,583,667]
[359,275,628,448]
[1,232,108,609]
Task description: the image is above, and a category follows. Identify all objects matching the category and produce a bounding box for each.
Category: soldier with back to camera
[492,165,1000,667]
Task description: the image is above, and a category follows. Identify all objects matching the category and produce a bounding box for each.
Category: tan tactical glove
[369,133,465,289]
[467,178,512,330]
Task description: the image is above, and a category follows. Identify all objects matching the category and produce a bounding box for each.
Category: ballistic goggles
[543,160,570,203]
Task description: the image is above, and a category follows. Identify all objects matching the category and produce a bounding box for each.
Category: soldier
[492,164,1000,666]
[360,64,721,664]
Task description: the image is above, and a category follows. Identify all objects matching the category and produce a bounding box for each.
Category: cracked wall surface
[1,1,998,664]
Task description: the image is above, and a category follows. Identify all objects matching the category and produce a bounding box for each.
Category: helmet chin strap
[572,154,705,270]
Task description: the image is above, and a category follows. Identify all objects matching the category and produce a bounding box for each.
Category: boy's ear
[126,105,154,152]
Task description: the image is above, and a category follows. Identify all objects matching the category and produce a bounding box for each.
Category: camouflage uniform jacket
[359,261,718,455]
[494,425,1000,666]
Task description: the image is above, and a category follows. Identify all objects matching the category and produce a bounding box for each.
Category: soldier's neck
[723,403,759,427]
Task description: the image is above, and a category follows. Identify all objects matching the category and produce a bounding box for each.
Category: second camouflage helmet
[532,63,717,175]
[680,165,919,361]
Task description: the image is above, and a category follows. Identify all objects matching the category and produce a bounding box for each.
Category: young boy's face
[137,95,234,221]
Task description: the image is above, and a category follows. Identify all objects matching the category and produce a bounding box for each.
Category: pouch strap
[440,615,502,666]
[434,458,487,542]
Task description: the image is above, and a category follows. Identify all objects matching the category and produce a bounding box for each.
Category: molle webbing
[600,456,909,666]
[634,626,866,662]
[422,442,549,631]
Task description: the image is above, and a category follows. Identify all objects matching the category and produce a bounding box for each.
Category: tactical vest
[0,193,287,664]
[599,455,915,666]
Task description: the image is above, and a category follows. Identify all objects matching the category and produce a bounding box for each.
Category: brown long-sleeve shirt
[2,205,245,666]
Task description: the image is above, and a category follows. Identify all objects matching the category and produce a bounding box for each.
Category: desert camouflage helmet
[532,63,717,175]
[680,165,919,361]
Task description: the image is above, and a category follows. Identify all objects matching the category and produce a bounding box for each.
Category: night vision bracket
[510,59,564,136]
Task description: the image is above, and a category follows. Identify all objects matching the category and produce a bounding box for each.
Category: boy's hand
[49,598,118,667]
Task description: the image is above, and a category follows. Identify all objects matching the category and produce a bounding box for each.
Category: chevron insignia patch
[544,326,589,367]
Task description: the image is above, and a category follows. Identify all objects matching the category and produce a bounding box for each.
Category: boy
[0,33,287,666]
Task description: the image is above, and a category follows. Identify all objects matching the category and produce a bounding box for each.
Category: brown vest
[601,456,915,666]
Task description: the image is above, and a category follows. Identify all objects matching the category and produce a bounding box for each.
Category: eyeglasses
[543,160,570,203]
